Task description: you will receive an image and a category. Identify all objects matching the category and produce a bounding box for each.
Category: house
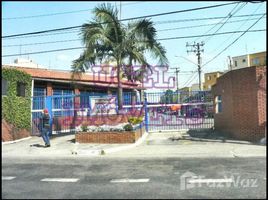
[2,59,144,100]
[203,71,223,90]
[211,65,266,142]
[2,59,145,138]
[229,51,266,71]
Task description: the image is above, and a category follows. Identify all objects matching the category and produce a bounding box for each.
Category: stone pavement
[2,132,266,158]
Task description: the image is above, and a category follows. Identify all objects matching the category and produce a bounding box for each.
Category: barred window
[215,95,222,113]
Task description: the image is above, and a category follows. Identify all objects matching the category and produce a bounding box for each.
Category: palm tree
[72,3,168,110]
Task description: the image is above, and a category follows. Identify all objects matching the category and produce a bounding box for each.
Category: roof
[204,71,224,75]
[2,65,145,90]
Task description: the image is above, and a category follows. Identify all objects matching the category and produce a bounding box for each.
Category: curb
[2,136,32,145]
[104,131,149,154]
[74,131,149,156]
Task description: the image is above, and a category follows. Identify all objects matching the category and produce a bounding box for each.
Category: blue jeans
[41,127,50,145]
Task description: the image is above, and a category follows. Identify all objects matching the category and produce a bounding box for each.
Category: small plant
[123,123,133,131]
[81,124,88,132]
[128,116,144,125]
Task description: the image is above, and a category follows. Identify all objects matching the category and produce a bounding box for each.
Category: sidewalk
[2,132,266,158]
[1,132,149,158]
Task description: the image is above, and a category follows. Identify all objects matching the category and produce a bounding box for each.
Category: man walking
[41,108,51,147]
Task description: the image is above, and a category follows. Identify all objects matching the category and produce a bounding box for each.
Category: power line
[201,13,265,69]
[182,13,266,88]
[3,47,86,57]
[154,13,265,24]
[2,2,145,20]
[2,2,240,39]
[3,9,93,20]
[3,39,80,47]
[193,2,242,43]
[3,13,265,40]
[157,29,265,41]
[2,29,265,57]
[157,17,263,32]
[207,3,265,54]
[3,18,265,47]
[202,2,248,43]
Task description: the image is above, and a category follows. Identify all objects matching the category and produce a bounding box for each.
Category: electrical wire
[2,2,240,39]
[3,1,146,20]
[3,13,265,40]
[2,29,265,57]
[201,13,265,69]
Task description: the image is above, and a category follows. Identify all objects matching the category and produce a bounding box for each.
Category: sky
[2,1,267,91]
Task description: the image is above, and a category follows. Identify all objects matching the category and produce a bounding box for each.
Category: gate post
[45,96,53,136]
[144,92,149,132]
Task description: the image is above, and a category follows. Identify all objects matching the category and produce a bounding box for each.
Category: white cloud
[56,54,70,61]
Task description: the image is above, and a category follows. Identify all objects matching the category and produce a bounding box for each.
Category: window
[2,79,8,96]
[252,58,260,65]
[17,82,26,97]
[207,76,211,80]
[214,74,217,78]
[234,61,238,67]
[242,59,246,63]
[215,95,222,113]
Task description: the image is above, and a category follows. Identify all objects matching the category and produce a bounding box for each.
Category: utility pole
[186,42,204,90]
[170,67,180,103]
[170,67,180,92]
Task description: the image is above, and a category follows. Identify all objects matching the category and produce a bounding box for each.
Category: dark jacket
[42,113,50,129]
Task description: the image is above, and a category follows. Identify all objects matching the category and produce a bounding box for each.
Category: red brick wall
[212,66,266,142]
[75,127,145,143]
[2,119,30,142]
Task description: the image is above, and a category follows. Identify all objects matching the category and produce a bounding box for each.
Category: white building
[229,54,250,70]
[7,58,45,69]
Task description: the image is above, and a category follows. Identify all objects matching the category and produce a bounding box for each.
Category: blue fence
[144,91,214,132]
[31,91,142,135]
[31,90,214,135]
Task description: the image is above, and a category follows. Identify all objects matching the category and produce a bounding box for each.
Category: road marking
[41,178,79,182]
[188,179,234,183]
[110,178,150,183]
[2,176,16,180]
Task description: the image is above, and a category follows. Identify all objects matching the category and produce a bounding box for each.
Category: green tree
[160,89,177,104]
[71,3,168,110]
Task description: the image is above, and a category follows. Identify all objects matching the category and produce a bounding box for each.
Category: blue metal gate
[144,91,214,132]
[31,92,144,135]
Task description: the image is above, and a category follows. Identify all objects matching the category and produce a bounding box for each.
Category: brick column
[47,82,53,96]
[74,87,80,109]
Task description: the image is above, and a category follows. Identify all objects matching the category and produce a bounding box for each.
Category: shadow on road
[171,129,261,146]
[50,131,75,139]
[30,144,47,148]
[67,139,76,143]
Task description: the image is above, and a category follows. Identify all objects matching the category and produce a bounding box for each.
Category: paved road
[2,157,266,199]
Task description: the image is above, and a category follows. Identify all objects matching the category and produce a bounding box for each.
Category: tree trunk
[117,59,123,111]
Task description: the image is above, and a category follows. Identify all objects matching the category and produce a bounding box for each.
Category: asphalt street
[2,157,266,199]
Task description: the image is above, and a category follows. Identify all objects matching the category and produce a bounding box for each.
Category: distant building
[190,83,202,91]
[229,51,266,71]
[203,71,223,90]
[8,58,45,68]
